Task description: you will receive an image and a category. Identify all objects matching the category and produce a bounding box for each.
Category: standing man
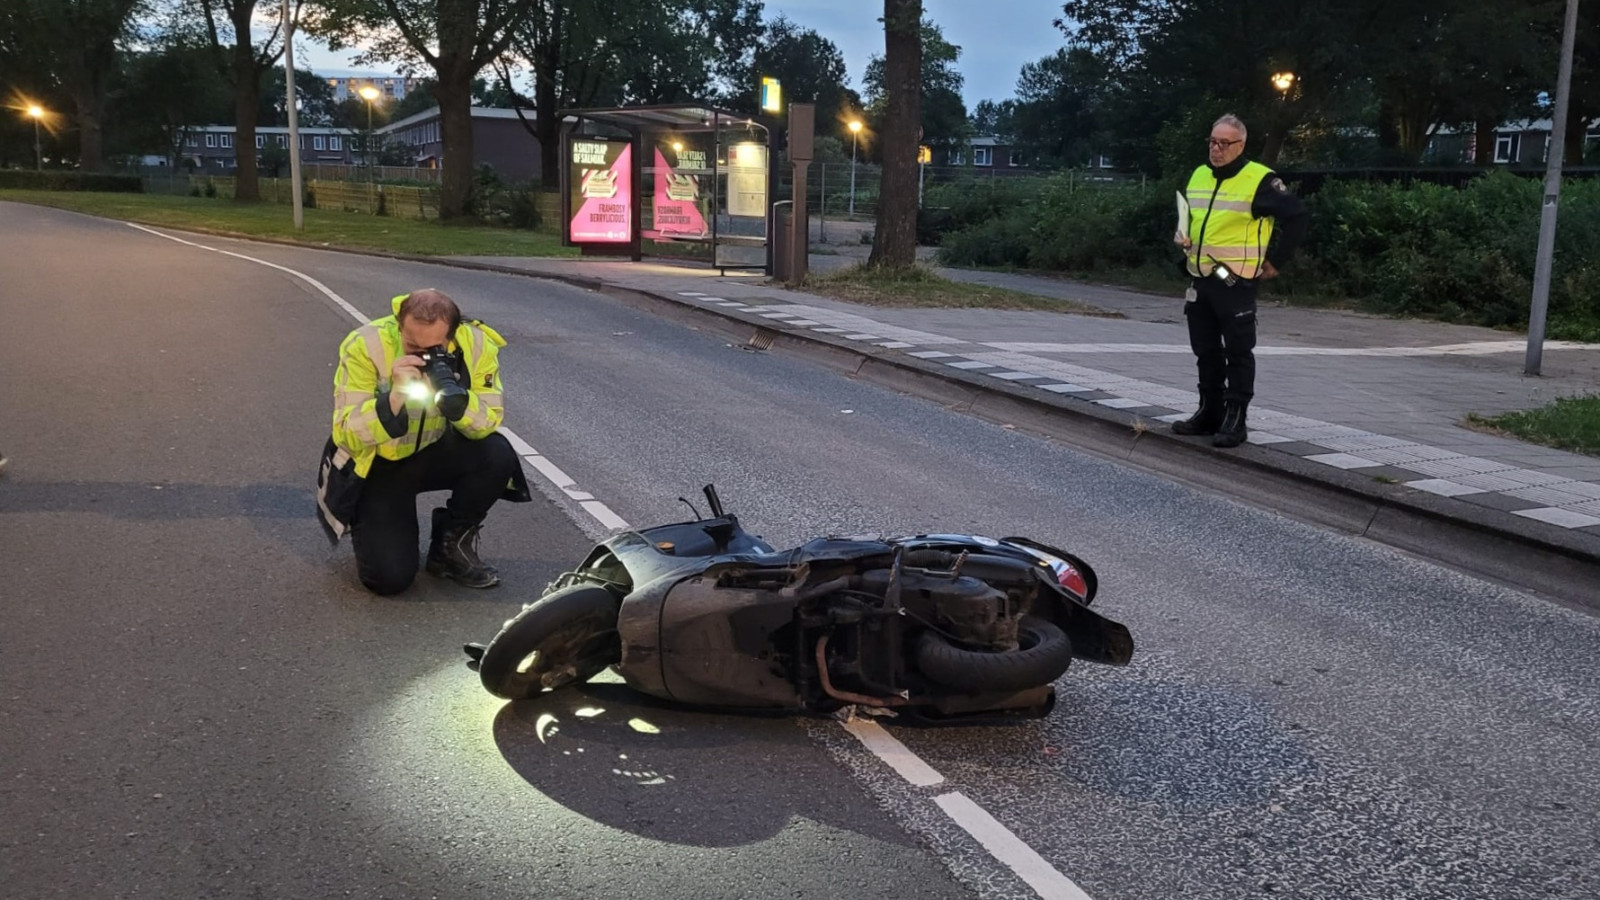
[316,289,530,595]
[1173,114,1308,447]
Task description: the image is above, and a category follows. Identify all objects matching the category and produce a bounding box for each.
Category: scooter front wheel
[478,585,622,700]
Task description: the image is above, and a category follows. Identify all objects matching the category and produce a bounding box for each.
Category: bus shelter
[559,104,779,274]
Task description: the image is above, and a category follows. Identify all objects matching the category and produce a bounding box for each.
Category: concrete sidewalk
[451,252,1600,604]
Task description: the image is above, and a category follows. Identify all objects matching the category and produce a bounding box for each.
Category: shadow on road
[491,681,884,847]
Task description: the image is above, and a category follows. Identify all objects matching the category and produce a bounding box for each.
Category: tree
[969,99,1016,140]
[749,15,852,130]
[192,0,291,200]
[1010,47,1112,167]
[259,67,339,126]
[864,17,965,152]
[117,39,232,165]
[869,0,920,270]
[7,0,144,171]
[310,0,541,218]
[506,0,764,187]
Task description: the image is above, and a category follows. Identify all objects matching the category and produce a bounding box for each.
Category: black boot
[1213,400,1249,448]
[426,508,500,588]
[1172,393,1224,436]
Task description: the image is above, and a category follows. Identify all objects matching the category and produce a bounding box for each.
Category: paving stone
[1514,507,1600,529]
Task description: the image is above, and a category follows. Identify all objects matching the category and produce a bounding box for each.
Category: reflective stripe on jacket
[331,294,508,480]
[1185,160,1275,279]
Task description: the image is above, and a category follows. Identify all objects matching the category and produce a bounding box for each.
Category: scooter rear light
[1059,567,1089,599]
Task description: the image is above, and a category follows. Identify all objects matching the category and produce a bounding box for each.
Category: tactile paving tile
[1514,507,1600,529]
[1357,446,1467,465]
[1095,398,1146,409]
[1401,456,1517,478]
[1309,434,1419,452]
[1406,479,1487,497]
[1305,453,1384,469]
[1450,471,1552,492]
[1504,483,1600,505]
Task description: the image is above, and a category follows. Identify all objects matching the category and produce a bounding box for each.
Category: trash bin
[771,200,794,282]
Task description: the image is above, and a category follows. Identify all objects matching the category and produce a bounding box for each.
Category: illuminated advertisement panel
[651,147,710,238]
[569,139,632,243]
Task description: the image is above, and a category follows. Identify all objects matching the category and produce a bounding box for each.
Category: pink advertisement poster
[651,148,710,238]
[568,140,632,243]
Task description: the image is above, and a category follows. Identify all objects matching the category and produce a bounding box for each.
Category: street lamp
[358,86,380,166]
[848,120,862,217]
[27,105,44,171]
[1271,71,1296,97]
[358,85,380,211]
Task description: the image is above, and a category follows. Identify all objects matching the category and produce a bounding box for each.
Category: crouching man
[316,289,530,595]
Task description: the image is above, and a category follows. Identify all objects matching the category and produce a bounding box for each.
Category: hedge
[0,170,143,192]
[933,169,1600,341]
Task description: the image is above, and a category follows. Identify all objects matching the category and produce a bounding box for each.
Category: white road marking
[935,792,1098,900]
[125,223,634,534]
[126,223,367,323]
[130,223,1110,897]
[839,719,945,786]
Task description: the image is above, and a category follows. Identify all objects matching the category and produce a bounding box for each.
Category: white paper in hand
[1175,190,1190,240]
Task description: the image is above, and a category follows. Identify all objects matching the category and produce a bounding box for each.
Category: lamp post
[848,120,862,217]
[359,86,380,213]
[27,105,44,171]
[1271,71,1296,96]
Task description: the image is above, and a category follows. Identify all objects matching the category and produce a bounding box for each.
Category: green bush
[0,169,143,192]
[203,179,217,198]
[932,167,1600,338]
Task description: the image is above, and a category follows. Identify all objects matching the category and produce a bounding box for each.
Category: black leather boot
[1172,393,1225,436]
[1213,400,1249,448]
[426,508,500,588]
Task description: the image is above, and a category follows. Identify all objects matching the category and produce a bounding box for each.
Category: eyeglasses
[1206,138,1242,149]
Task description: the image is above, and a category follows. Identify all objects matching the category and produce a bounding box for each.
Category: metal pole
[918,160,925,208]
[33,117,41,171]
[366,97,375,213]
[849,133,858,217]
[819,162,827,243]
[282,0,304,231]
[1527,0,1581,375]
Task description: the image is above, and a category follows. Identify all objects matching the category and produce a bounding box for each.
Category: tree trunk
[231,38,261,201]
[1261,131,1285,166]
[1474,120,1496,165]
[535,5,563,189]
[433,74,477,220]
[869,0,922,270]
[71,88,106,172]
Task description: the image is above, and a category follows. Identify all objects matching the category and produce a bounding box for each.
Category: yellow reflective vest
[1185,160,1275,280]
[330,294,507,480]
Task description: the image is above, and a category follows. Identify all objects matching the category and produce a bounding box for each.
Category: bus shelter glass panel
[714,124,769,269]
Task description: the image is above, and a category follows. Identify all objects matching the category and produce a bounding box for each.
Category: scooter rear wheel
[478,585,622,700]
[914,616,1073,693]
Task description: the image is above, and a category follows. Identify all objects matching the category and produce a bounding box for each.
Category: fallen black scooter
[465,486,1134,722]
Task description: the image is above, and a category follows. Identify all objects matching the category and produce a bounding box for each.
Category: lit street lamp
[1271,71,1296,97]
[358,86,380,167]
[27,105,44,171]
[848,120,862,217]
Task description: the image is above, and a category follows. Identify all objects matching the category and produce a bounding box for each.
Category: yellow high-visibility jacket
[1185,160,1276,280]
[331,294,506,478]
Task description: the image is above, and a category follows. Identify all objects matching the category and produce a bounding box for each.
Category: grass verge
[1466,395,1600,456]
[804,263,1120,315]
[0,190,576,258]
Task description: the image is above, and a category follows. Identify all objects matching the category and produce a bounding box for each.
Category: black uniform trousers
[351,429,519,595]
[1185,276,1259,403]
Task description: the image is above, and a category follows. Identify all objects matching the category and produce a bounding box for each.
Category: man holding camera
[1172,113,1307,448]
[317,289,529,595]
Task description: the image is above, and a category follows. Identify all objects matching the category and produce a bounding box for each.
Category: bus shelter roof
[561,104,773,135]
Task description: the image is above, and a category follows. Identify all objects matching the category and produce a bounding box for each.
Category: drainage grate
[748,328,777,350]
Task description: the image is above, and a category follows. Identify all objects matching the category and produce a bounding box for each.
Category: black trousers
[352,430,519,595]
[1184,277,1259,403]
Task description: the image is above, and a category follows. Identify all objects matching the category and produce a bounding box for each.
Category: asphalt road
[2,203,1596,900]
